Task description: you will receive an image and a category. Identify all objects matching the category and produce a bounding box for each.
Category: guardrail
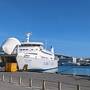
[0,72,90,90]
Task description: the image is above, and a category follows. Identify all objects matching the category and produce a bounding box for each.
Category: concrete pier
[0,72,90,90]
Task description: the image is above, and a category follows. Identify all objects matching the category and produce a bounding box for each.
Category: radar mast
[26,32,32,42]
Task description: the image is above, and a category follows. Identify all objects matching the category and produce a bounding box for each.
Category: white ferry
[2,33,59,71]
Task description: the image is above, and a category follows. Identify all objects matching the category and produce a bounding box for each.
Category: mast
[51,46,54,53]
[26,32,32,42]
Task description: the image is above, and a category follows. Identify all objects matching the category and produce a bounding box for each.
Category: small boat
[61,62,78,66]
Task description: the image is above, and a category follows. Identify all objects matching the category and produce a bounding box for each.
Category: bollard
[42,80,46,90]
[9,75,12,83]
[2,74,5,81]
[58,82,62,90]
[77,84,80,90]
[19,76,22,85]
[29,78,32,87]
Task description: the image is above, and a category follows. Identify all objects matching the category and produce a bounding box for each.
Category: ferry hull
[16,55,58,71]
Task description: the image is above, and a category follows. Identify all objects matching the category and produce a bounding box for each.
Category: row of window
[19,48,39,51]
[20,44,41,47]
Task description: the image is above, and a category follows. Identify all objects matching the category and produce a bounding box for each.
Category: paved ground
[0,72,90,90]
[0,81,41,90]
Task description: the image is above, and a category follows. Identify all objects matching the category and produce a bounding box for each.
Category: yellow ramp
[5,63,17,72]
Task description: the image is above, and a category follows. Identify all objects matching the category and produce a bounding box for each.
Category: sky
[0,0,90,57]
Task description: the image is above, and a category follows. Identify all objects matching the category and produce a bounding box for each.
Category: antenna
[26,32,32,42]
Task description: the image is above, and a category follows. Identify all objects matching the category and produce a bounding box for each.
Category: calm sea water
[58,66,90,76]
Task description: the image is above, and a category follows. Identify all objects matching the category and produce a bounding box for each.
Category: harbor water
[43,65,90,76]
[58,65,90,76]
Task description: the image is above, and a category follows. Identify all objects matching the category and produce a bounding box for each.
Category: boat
[2,33,59,71]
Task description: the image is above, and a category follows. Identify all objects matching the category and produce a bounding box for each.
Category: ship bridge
[21,42,44,46]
